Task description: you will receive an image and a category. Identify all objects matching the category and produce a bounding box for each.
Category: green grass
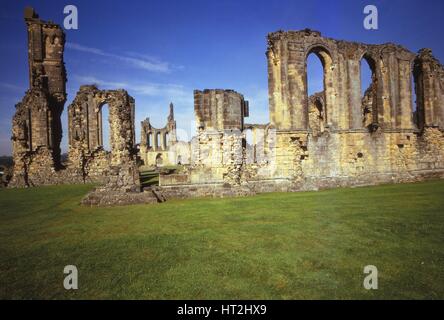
[139,165,185,188]
[0,180,443,299]
[140,169,159,188]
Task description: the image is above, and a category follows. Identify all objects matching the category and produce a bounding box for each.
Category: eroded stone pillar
[268,32,307,130]
[414,49,444,129]
[398,59,415,129]
[348,58,362,129]
[10,7,67,187]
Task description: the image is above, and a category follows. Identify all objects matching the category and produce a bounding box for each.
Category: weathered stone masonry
[260,29,444,189]
[139,103,191,167]
[67,85,139,188]
[9,8,143,203]
[8,7,444,204]
[159,89,254,198]
[159,30,444,198]
[9,8,67,187]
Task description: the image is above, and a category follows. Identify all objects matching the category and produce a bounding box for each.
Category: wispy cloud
[66,42,171,73]
[73,75,192,104]
[0,82,26,92]
[72,75,195,142]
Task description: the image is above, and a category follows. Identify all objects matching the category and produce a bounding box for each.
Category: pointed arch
[305,45,333,128]
[413,58,425,129]
[360,53,378,129]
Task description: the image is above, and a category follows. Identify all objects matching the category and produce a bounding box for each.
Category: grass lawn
[140,169,159,188]
[0,180,443,299]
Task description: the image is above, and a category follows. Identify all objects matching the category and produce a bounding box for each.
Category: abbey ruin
[140,103,191,167]
[8,8,444,205]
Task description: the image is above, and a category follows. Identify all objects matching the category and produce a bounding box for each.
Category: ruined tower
[194,89,249,132]
[9,7,67,187]
[191,89,249,184]
[25,7,66,161]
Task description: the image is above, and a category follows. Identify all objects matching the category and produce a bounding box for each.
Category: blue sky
[1,0,443,155]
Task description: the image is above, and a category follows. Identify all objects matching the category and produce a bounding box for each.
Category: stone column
[375,58,389,127]
[288,43,308,130]
[268,34,308,131]
[348,59,362,129]
[398,59,415,129]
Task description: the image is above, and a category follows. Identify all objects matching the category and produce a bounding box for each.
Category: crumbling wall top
[194,89,249,131]
[267,29,415,61]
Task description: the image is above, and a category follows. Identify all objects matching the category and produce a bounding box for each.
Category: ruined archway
[156,132,161,150]
[413,58,425,129]
[147,133,152,149]
[67,85,137,176]
[139,103,179,166]
[305,46,333,128]
[360,53,378,130]
[164,132,169,148]
[98,103,111,151]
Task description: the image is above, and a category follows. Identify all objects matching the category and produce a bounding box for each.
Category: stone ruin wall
[139,103,191,167]
[67,86,153,206]
[243,123,275,165]
[9,8,144,204]
[160,30,444,196]
[191,89,248,185]
[159,89,255,198]
[67,85,139,190]
[253,29,444,191]
[8,8,444,204]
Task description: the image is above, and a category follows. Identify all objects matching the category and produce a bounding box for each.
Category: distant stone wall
[189,89,249,185]
[139,103,191,166]
[8,9,444,205]
[243,124,275,165]
[194,89,249,131]
[160,30,444,196]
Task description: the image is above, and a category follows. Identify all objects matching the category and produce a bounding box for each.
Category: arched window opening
[306,47,332,128]
[413,62,425,129]
[164,132,169,149]
[155,132,161,150]
[98,104,111,151]
[360,55,377,129]
[147,133,152,148]
[306,52,324,97]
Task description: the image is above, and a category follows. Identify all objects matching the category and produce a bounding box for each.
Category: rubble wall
[160,30,444,198]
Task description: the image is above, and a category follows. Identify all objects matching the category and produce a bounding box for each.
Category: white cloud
[0,82,26,92]
[66,42,171,73]
[73,75,193,105]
